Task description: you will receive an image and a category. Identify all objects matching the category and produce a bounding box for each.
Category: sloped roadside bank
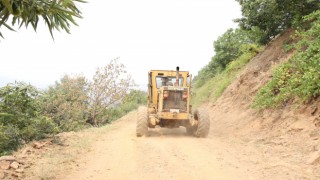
[207,30,320,179]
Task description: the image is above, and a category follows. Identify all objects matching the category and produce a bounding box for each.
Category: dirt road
[17,107,319,180]
[54,111,247,180]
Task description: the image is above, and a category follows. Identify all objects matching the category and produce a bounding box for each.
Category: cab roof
[149,70,189,74]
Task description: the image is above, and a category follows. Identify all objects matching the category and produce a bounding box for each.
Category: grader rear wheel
[136,106,148,137]
[194,108,210,137]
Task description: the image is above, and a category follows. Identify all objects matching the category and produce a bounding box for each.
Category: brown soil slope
[208,30,320,179]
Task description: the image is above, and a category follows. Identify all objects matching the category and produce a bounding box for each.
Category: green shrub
[0,82,59,154]
[27,116,59,140]
[40,75,90,131]
[0,125,20,155]
[253,11,320,109]
[193,28,261,89]
[192,47,261,108]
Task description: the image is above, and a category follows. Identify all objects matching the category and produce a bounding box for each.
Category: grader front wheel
[194,109,210,137]
[136,106,148,137]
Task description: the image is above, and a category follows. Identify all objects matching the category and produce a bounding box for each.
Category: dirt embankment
[209,30,320,179]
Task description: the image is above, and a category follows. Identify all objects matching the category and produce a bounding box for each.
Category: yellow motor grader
[136,67,210,137]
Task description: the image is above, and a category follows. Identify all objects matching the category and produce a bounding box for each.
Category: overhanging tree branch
[0,0,86,39]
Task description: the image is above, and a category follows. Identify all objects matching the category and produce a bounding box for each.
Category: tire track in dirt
[60,111,246,180]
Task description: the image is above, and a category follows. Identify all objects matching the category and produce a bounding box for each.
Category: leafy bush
[192,46,261,107]
[40,75,90,131]
[253,11,320,109]
[0,125,20,155]
[21,116,60,141]
[0,82,59,155]
[194,28,260,88]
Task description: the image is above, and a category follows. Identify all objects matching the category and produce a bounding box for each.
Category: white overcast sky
[0,0,241,90]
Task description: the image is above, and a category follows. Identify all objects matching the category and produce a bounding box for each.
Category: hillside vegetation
[253,11,320,108]
[193,1,320,109]
[0,60,146,155]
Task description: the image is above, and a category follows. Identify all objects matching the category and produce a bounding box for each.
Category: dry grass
[23,125,115,180]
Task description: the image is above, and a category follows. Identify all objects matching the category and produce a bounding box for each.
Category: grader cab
[136,67,210,137]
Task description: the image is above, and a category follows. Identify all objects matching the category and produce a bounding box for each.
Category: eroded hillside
[208,30,320,179]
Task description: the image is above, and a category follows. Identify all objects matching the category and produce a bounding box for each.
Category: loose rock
[10,162,19,169]
[310,106,318,115]
[11,172,19,177]
[0,156,16,162]
[16,168,24,173]
[0,171,6,179]
[22,148,32,155]
[33,142,46,149]
[0,161,11,170]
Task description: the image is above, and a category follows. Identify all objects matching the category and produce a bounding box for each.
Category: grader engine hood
[159,86,188,113]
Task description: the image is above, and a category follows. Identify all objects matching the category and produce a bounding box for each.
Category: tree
[88,59,135,125]
[40,75,90,131]
[194,28,260,88]
[0,82,39,128]
[122,90,147,106]
[235,0,320,44]
[0,0,85,38]
[105,90,147,122]
[212,28,254,69]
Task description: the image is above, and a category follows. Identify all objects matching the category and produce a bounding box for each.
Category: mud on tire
[136,106,148,137]
[194,108,210,137]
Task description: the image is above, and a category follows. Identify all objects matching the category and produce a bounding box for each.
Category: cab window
[156,76,184,88]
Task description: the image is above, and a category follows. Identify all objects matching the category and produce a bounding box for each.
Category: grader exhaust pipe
[175,66,180,86]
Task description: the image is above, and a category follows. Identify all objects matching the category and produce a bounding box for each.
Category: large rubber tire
[136,106,148,137]
[194,108,210,137]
